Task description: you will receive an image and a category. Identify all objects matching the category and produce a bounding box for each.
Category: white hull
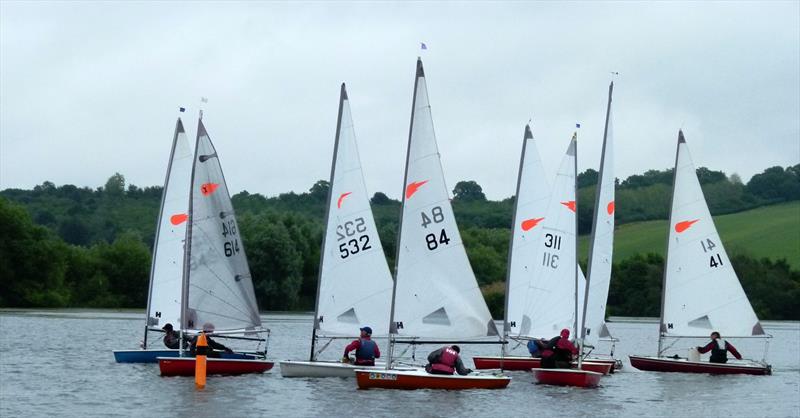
[279,360,386,378]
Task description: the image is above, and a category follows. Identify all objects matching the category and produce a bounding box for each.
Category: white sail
[393,59,497,339]
[661,131,763,338]
[583,84,616,346]
[315,84,394,337]
[182,119,262,333]
[505,125,552,338]
[145,118,193,331]
[518,135,580,338]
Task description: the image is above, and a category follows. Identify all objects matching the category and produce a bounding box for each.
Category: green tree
[453,181,486,202]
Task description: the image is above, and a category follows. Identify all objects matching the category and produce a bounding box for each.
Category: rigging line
[188,282,255,321]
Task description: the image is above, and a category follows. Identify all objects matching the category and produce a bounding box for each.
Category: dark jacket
[189,334,230,357]
[163,330,188,349]
[697,339,742,363]
[426,347,471,376]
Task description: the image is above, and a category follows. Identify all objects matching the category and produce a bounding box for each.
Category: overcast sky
[1,1,798,200]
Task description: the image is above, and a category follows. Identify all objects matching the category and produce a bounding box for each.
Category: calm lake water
[1,310,798,418]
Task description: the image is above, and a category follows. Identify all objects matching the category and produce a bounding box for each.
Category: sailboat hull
[471,356,614,374]
[113,349,257,363]
[158,357,274,376]
[531,368,603,388]
[355,368,511,390]
[629,355,771,375]
[280,360,386,378]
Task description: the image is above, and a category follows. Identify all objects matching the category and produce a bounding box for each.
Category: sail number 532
[337,217,371,259]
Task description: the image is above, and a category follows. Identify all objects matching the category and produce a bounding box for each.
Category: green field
[579,201,800,268]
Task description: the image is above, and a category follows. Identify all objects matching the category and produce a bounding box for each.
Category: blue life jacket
[356,338,377,360]
[527,340,540,356]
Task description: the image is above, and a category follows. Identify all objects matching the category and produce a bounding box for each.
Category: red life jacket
[430,348,459,375]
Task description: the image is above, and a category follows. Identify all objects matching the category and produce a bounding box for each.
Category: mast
[387,57,424,370]
[581,81,614,340]
[502,125,531,355]
[143,118,183,348]
[309,83,347,362]
[179,117,202,353]
[658,130,684,356]
[572,132,580,366]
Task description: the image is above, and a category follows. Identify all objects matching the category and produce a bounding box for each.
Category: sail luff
[573,132,580,341]
[308,84,347,361]
[582,81,615,344]
[658,131,684,355]
[180,120,201,332]
[502,125,532,350]
[386,59,423,369]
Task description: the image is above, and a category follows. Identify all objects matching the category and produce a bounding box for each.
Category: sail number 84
[421,206,450,251]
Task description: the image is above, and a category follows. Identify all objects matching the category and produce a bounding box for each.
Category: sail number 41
[700,238,723,268]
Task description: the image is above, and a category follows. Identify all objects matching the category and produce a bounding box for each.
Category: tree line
[0,164,798,319]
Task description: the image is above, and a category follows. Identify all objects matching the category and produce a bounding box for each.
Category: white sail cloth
[662,131,763,337]
[393,59,497,339]
[146,118,193,331]
[583,97,616,346]
[315,84,393,337]
[182,120,262,333]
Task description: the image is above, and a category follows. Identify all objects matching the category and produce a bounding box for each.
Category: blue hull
[113,349,258,363]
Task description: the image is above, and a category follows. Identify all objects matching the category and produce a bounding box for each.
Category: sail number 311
[421,206,450,251]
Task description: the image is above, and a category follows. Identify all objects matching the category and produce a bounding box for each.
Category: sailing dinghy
[471,123,612,376]
[355,58,510,390]
[527,132,603,388]
[158,117,273,376]
[280,84,394,378]
[629,131,771,376]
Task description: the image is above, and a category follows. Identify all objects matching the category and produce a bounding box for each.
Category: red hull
[629,355,771,376]
[158,357,274,376]
[355,370,511,390]
[472,356,614,374]
[531,368,602,388]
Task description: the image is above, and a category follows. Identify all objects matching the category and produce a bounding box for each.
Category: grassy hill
[579,201,800,268]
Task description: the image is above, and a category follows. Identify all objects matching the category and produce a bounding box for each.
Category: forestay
[315,84,393,337]
[583,84,616,346]
[146,118,193,332]
[519,136,581,338]
[661,131,763,338]
[182,119,263,333]
[393,59,497,339]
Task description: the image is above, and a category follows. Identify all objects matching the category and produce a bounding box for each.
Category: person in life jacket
[161,323,188,349]
[425,345,473,376]
[540,328,578,369]
[343,326,380,366]
[696,331,742,364]
[189,323,234,358]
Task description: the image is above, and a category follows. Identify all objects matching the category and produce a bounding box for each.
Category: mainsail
[517,135,580,338]
[660,131,764,339]
[181,119,262,333]
[313,84,393,337]
[582,82,616,346]
[145,118,193,332]
[391,58,497,339]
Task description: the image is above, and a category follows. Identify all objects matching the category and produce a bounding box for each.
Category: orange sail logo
[405,180,428,199]
[607,201,615,215]
[337,192,352,209]
[561,201,576,212]
[170,213,188,225]
[200,183,220,196]
[675,219,699,233]
[521,217,545,231]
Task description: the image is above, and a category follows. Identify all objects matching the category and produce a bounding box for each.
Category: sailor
[343,326,380,366]
[696,331,742,363]
[161,323,187,349]
[189,323,234,358]
[425,345,473,376]
[540,328,578,369]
